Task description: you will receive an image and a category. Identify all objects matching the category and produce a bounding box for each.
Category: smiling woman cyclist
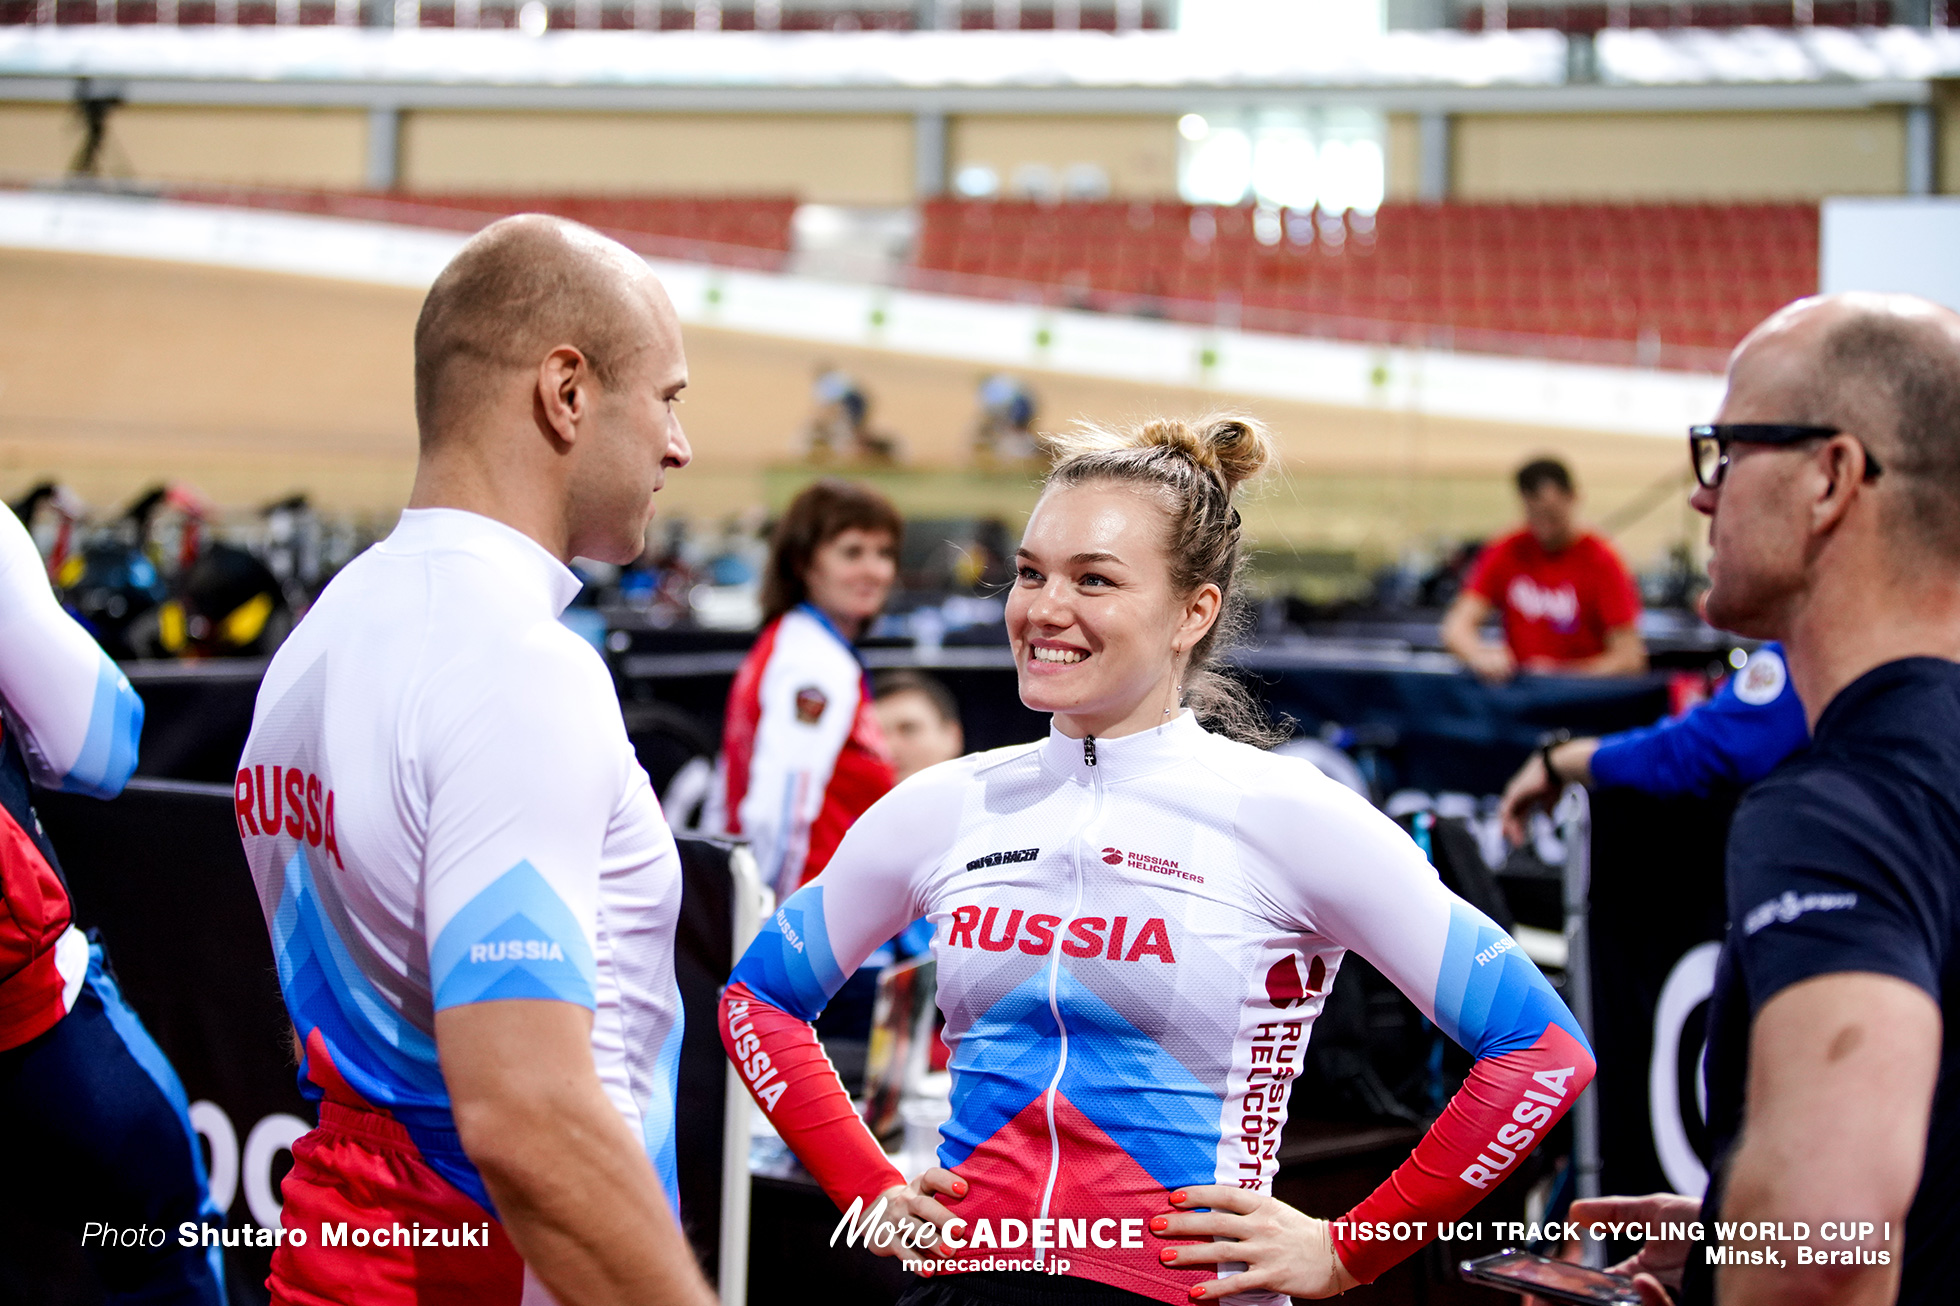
[720,417,1594,1304]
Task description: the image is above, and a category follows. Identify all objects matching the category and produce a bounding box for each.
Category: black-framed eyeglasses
[1688,423,1883,489]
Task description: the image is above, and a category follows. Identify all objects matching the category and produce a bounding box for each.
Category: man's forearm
[1580,629,1648,677]
[467,1082,716,1306]
[1556,646,1646,677]
[1439,617,1474,663]
[1440,607,1490,665]
[1547,737,1599,787]
[1716,976,1936,1306]
[440,1001,716,1306]
[1717,1151,1902,1306]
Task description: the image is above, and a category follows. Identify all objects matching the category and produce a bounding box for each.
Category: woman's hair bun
[1045,412,1274,497]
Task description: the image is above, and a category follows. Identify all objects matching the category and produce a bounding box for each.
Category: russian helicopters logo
[1102,846,1202,883]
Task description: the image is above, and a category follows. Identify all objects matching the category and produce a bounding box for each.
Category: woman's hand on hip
[863,1169,967,1260]
[1152,1185,1360,1300]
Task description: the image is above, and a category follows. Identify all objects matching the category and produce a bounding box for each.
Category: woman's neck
[812,603,864,642]
[1050,671,1185,740]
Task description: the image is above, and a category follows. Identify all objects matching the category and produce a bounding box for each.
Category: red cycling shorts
[269,1101,524,1306]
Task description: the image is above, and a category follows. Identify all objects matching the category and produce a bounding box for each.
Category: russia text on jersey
[233,764,344,869]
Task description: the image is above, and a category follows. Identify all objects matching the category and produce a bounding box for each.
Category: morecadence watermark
[831,1197,1146,1254]
[902,1257,1075,1276]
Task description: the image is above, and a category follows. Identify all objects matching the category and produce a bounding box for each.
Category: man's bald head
[1733,292,1960,561]
[413,214,670,445]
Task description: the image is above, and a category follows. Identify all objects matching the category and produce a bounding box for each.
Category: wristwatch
[1538,729,1573,786]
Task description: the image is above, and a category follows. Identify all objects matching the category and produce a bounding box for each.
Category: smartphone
[1459,1250,1644,1305]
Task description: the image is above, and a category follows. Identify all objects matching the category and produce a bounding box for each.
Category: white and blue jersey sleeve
[1589,644,1807,799]
[0,503,141,798]
[419,630,620,1015]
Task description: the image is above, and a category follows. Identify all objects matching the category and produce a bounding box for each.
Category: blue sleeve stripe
[728,884,845,1022]
[1432,899,1587,1060]
[60,653,142,798]
[430,860,598,1011]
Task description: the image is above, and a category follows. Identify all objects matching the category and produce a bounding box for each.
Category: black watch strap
[1538,729,1573,786]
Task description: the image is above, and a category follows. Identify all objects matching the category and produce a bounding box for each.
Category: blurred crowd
[8,365,1713,677]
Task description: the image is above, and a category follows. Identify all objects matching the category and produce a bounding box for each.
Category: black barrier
[26,781,747,1303]
[1586,788,1731,1205]
[669,837,742,1276]
[124,662,268,788]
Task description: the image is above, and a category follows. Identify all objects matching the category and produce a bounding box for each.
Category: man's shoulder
[1467,529,1531,588]
[1729,739,1960,914]
[452,615,612,700]
[1571,532,1631,572]
[1730,754,1865,847]
[1825,658,1960,738]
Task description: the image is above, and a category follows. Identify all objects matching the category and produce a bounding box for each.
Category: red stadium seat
[911,196,1818,362]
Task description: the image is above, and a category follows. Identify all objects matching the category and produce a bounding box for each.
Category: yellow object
[158,600,186,654]
[221,592,275,648]
[55,556,84,589]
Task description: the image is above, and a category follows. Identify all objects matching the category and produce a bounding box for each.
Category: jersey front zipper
[1034,737,1103,1267]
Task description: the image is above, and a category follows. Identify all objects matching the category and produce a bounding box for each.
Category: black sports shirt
[1684,657,1960,1306]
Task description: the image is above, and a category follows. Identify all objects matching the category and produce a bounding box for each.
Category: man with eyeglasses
[1562,292,1960,1306]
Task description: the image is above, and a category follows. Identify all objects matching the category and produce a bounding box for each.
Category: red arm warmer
[720,979,904,1214]
[1329,1022,1596,1284]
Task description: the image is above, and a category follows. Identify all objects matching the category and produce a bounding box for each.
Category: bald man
[237,216,714,1306]
[1567,294,1960,1306]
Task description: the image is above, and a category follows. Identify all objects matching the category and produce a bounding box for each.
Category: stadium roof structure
[0,24,1955,111]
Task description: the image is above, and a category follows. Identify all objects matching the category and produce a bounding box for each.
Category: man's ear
[534,346,588,447]
[1809,436,1868,536]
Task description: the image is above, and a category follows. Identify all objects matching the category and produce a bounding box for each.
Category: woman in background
[716,479,902,900]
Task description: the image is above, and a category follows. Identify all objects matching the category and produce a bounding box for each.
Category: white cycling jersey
[727,711,1590,1301]
[0,502,143,1049]
[238,508,685,1217]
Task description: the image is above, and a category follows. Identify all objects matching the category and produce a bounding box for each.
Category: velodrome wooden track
[0,247,1698,569]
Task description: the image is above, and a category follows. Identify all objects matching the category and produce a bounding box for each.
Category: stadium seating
[912,197,1818,366]
[146,185,1821,365]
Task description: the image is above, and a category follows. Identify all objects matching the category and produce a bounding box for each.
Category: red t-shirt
[1465,529,1641,665]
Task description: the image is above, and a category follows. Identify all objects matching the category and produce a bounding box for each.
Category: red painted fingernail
[1189,1288,1205,1302]
[1160,1248,1178,1264]
[1150,1216,1169,1232]
[1171,1190,1188,1204]
[952,1180,967,1195]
